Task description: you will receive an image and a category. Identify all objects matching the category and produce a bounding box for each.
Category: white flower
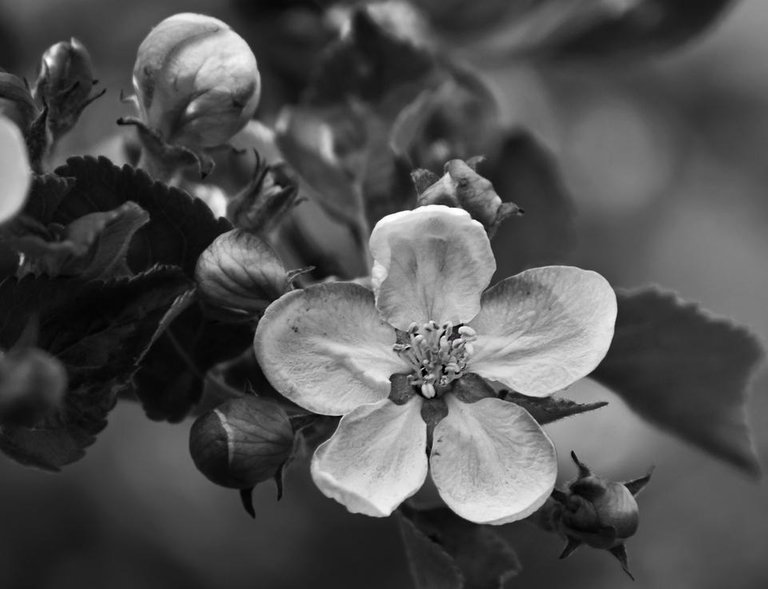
[254,205,617,524]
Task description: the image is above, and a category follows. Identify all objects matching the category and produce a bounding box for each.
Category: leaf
[500,391,607,425]
[8,202,149,279]
[399,505,521,589]
[424,0,737,60]
[0,267,190,469]
[133,301,254,422]
[590,288,764,476]
[541,0,738,59]
[22,173,75,224]
[79,201,150,279]
[52,156,231,277]
[486,131,575,277]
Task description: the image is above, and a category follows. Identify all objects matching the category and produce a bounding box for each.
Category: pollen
[393,321,477,398]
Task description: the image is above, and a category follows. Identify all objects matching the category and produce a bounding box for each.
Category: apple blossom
[254,205,617,524]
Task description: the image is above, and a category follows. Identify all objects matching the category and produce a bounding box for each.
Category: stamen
[393,320,476,399]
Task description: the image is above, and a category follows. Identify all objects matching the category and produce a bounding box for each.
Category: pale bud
[132,13,261,149]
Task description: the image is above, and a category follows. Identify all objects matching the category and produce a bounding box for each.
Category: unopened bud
[195,229,291,316]
[553,451,652,580]
[0,347,66,426]
[133,13,261,149]
[416,158,521,236]
[0,115,31,223]
[33,38,103,140]
[189,396,294,489]
[227,155,302,233]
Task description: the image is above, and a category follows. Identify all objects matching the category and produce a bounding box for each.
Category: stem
[349,204,372,275]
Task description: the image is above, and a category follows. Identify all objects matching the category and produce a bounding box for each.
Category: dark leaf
[500,391,607,425]
[22,173,75,224]
[591,288,764,476]
[486,131,575,277]
[399,505,520,589]
[0,267,190,469]
[133,301,253,422]
[52,156,231,276]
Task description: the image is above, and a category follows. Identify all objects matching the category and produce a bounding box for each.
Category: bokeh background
[1,1,767,587]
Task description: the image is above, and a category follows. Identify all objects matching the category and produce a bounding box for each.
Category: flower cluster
[255,205,617,523]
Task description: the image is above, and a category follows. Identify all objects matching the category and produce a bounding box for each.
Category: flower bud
[189,396,294,489]
[133,13,261,149]
[0,115,31,223]
[195,229,292,317]
[0,347,66,426]
[226,156,301,234]
[0,71,39,133]
[553,451,652,579]
[415,158,521,236]
[33,38,102,139]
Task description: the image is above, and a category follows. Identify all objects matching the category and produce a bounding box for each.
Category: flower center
[393,321,477,399]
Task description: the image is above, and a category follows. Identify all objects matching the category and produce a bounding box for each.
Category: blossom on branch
[254,205,616,524]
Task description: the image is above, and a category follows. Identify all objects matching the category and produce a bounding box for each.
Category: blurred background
[1,0,767,587]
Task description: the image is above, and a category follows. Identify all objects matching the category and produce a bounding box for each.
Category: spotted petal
[369,205,496,331]
[469,266,617,397]
[430,396,556,525]
[311,397,428,517]
[254,282,410,415]
[0,117,31,224]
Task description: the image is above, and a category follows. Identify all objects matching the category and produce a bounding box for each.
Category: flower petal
[430,396,556,525]
[469,266,617,397]
[254,282,410,415]
[369,205,495,330]
[0,117,31,224]
[311,397,428,517]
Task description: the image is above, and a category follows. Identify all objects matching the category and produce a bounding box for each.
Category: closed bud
[189,396,294,489]
[226,156,301,234]
[195,229,292,317]
[133,13,261,150]
[0,115,31,223]
[551,451,652,579]
[0,347,66,426]
[33,38,103,139]
[416,158,521,236]
[0,71,39,133]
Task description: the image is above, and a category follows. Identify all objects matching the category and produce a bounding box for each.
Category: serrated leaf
[133,301,253,422]
[590,288,764,476]
[399,505,521,589]
[52,156,231,277]
[486,131,575,276]
[22,173,75,224]
[0,267,190,469]
[500,390,607,425]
